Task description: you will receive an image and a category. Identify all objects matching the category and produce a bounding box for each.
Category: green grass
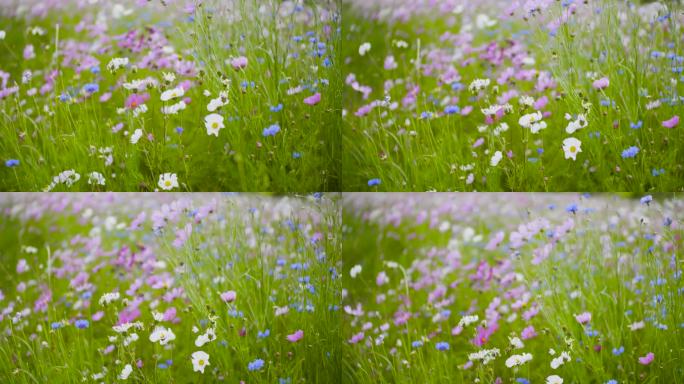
[342,193,684,383]
[342,1,684,191]
[0,193,342,383]
[0,0,341,192]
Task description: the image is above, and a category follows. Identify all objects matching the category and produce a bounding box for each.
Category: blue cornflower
[435,342,450,351]
[258,329,270,339]
[566,203,578,214]
[75,319,89,329]
[621,146,640,159]
[292,152,302,159]
[606,380,618,384]
[368,178,381,187]
[83,83,99,93]
[516,379,530,384]
[444,105,460,115]
[263,124,281,137]
[5,159,19,167]
[51,322,63,330]
[248,358,265,371]
[270,104,283,112]
[630,120,643,129]
[412,340,423,348]
[651,168,665,176]
[175,127,184,134]
[640,195,653,205]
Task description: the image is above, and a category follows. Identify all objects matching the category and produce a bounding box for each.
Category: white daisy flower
[118,364,132,380]
[504,352,533,368]
[149,326,176,345]
[195,328,216,347]
[160,87,185,102]
[350,265,362,278]
[191,351,210,373]
[469,78,491,93]
[98,292,120,305]
[205,113,225,137]
[358,42,371,56]
[87,172,106,186]
[550,351,571,369]
[490,151,503,167]
[107,57,129,72]
[158,173,179,191]
[562,137,582,161]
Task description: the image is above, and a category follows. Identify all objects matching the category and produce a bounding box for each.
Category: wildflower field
[0,193,341,383]
[343,193,683,383]
[343,0,684,192]
[0,0,341,192]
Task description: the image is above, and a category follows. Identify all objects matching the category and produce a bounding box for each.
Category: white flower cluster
[468,348,500,364]
[519,111,547,134]
[45,170,81,191]
[505,352,533,368]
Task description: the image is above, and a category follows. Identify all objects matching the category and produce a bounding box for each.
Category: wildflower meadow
[0,0,341,192]
[343,193,683,383]
[2,0,684,382]
[0,193,341,383]
[343,0,684,191]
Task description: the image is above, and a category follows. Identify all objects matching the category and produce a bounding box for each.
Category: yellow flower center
[199,360,205,366]
[165,180,172,187]
[570,146,576,153]
[212,122,219,129]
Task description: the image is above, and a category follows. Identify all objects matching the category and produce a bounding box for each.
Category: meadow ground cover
[0,0,341,192]
[0,193,342,383]
[342,0,684,192]
[342,193,684,383]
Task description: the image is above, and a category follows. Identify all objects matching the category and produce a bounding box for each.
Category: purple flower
[520,325,537,340]
[662,115,679,128]
[638,352,654,365]
[231,56,248,70]
[592,77,609,90]
[303,93,321,105]
[575,312,591,324]
[286,330,303,342]
[220,290,236,303]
